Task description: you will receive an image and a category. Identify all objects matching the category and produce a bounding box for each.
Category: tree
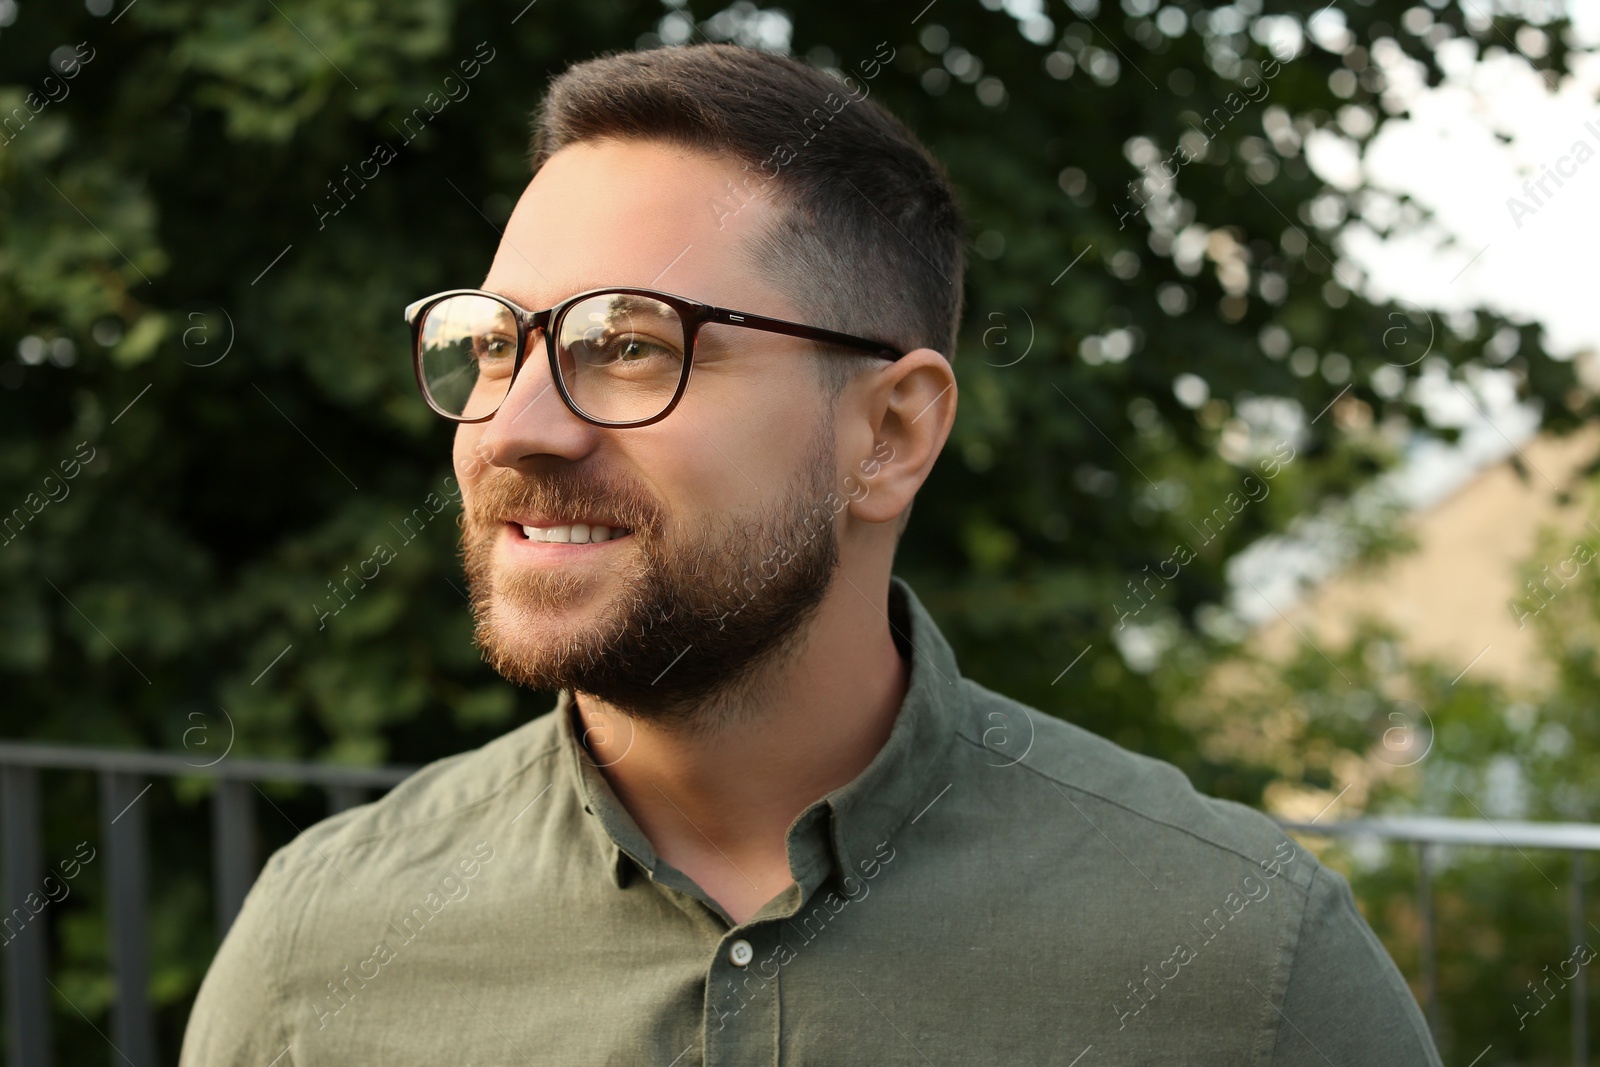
[0,0,1587,1056]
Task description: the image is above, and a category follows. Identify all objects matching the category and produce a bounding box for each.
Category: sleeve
[1271,862,1443,1066]
[178,850,299,1067]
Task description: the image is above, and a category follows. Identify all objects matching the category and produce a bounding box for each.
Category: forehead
[481,139,786,314]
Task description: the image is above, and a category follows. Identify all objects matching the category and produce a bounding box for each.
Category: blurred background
[2,0,1599,1062]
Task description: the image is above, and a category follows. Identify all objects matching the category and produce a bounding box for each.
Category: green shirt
[181,575,1442,1066]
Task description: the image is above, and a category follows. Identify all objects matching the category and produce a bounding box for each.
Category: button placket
[705,927,779,1066]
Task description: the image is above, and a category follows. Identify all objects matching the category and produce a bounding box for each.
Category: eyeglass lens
[417,291,688,423]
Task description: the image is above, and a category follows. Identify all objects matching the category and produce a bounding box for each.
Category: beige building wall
[1254,422,1600,694]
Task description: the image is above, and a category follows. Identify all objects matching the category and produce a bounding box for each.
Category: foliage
[0,0,1589,1059]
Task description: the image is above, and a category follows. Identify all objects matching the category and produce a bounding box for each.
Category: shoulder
[240,708,566,935]
[181,709,569,1060]
[938,679,1438,1059]
[950,676,1304,884]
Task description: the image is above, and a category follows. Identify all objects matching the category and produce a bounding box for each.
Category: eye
[569,329,681,368]
[474,332,517,375]
[616,337,672,362]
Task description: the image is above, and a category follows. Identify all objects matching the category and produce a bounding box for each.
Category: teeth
[519,523,629,544]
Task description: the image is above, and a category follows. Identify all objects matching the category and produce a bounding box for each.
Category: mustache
[462,466,662,536]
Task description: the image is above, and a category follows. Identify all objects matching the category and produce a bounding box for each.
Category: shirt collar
[556,688,656,889]
[814,574,964,891]
[555,574,966,903]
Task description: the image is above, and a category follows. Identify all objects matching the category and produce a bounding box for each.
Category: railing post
[1572,850,1588,1067]
[2,765,52,1067]
[211,780,257,938]
[1416,841,1439,1035]
[328,784,366,815]
[100,771,156,1067]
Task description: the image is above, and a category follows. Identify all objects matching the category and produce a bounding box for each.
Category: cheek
[702,384,825,493]
[454,428,488,484]
[623,428,734,524]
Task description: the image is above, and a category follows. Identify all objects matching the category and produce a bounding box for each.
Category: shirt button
[729,939,754,967]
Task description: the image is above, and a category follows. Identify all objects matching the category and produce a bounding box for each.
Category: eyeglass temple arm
[708,307,902,361]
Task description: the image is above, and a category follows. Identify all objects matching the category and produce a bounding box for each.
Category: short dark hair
[528,43,966,399]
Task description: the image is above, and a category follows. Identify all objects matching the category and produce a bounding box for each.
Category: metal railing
[0,742,413,1067]
[2,741,1596,1066]
[1279,815,1600,1066]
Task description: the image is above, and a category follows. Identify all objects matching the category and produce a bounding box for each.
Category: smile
[511,521,632,544]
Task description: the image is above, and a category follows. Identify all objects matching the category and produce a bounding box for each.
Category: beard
[460,422,841,731]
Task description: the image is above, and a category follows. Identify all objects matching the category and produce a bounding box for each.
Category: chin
[474,584,619,683]
[494,589,601,644]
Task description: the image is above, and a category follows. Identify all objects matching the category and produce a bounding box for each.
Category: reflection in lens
[557,293,686,423]
[419,295,518,418]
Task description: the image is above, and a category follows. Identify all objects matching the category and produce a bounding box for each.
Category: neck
[576,567,909,922]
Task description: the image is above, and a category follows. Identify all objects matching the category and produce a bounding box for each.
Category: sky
[1222,3,1600,628]
[1348,6,1600,361]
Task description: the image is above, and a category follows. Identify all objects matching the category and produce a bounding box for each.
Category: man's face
[455,139,847,724]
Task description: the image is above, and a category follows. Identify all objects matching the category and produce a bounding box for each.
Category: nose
[473,326,599,469]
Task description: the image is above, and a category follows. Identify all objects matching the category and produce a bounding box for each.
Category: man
[182,42,1442,1065]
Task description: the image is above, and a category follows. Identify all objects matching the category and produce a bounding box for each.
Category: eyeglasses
[404,286,906,426]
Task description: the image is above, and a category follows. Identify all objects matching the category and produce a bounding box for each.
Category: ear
[844,348,956,526]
